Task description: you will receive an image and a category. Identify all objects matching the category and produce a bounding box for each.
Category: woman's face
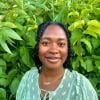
[38,24,68,69]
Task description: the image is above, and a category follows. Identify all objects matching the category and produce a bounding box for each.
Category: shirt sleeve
[16,71,30,100]
[78,74,98,100]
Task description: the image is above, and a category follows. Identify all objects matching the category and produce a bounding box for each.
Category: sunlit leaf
[80,38,92,53]
[14,0,23,9]
[91,38,100,49]
[0,22,17,28]
[68,11,79,17]
[69,20,85,31]
[87,20,100,28]
[84,29,97,38]
[0,15,4,21]
[73,42,85,56]
[81,9,91,17]
[0,27,22,40]
[85,59,94,72]
[0,2,6,8]
[70,29,83,45]
[53,4,66,21]
[80,59,86,69]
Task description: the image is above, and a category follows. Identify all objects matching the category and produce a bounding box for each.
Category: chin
[44,63,63,70]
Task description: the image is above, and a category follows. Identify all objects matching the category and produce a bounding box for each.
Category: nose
[49,43,59,54]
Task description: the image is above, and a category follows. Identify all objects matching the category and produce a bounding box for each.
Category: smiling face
[38,24,68,70]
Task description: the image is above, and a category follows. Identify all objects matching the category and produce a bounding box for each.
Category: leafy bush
[0,0,100,99]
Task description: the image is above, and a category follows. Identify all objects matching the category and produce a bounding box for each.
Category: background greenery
[0,0,100,99]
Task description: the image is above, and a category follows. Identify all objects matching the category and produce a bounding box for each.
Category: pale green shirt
[16,67,98,100]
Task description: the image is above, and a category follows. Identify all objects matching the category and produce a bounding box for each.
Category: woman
[16,22,98,100]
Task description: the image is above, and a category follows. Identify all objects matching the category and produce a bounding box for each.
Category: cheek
[38,45,48,58]
[38,46,43,57]
[62,47,68,59]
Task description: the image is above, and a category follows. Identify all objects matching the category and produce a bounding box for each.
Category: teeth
[46,57,60,63]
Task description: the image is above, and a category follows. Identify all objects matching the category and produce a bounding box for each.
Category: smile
[46,57,61,63]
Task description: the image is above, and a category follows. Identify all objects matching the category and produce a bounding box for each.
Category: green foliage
[0,0,100,99]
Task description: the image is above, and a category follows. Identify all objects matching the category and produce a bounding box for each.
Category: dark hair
[33,22,72,73]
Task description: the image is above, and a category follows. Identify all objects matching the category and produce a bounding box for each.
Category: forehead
[41,24,67,39]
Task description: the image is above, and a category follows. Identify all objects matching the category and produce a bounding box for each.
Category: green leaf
[25,31,36,47]
[68,20,85,31]
[91,38,100,49]
[73,43,85,56]
[20,46,32,67]
[0,2,6,9]
[92,55,100,60]
[0,72,7,79]
[14,0,24,9]
[0,88,6,100]
[84,29,97,38]
[25,4,36,11]
[0,78,8,87]
[8,69,17,84]
[72,57,79,70]
[85,26,100,37]
[0,27,22,40]
[87,20,100,28]
[14,22,23,30]
[0,67,2,75]
[85,59,94,72]
[53,4,66,22]
[95,60,100,70]
[0,15,4,21]
[89,77,98,88]
[0,59,6,71]
[8,8,27,17]
[68,11,79,17]
[85,20,100,37]
[3,52,18,62]
[0,59,6,67]
[0,39,11,54]
[70,29,83,45]
[80,59,86,70]
[81,9,91,18]
[0,22,17,28]
[10,77,20,95]
[80,38,92,53]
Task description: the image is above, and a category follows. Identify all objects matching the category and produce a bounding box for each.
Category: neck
[40,66,64,78]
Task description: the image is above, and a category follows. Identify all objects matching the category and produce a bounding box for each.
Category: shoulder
[16,67,38,100]
[17,67,38,90]
[69,70,98,100]
[69,70,91,84]
[17,67,38,86]
[71,70,94,89]
[22,67,38,79]
[70,70,94,90]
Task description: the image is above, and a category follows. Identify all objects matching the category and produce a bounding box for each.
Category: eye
[58,42,66,48]
[41,41,49,46]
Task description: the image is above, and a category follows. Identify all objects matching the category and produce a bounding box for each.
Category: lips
[45,56,61,63]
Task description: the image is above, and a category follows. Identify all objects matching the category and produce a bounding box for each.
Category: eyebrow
[41,37,66,41]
